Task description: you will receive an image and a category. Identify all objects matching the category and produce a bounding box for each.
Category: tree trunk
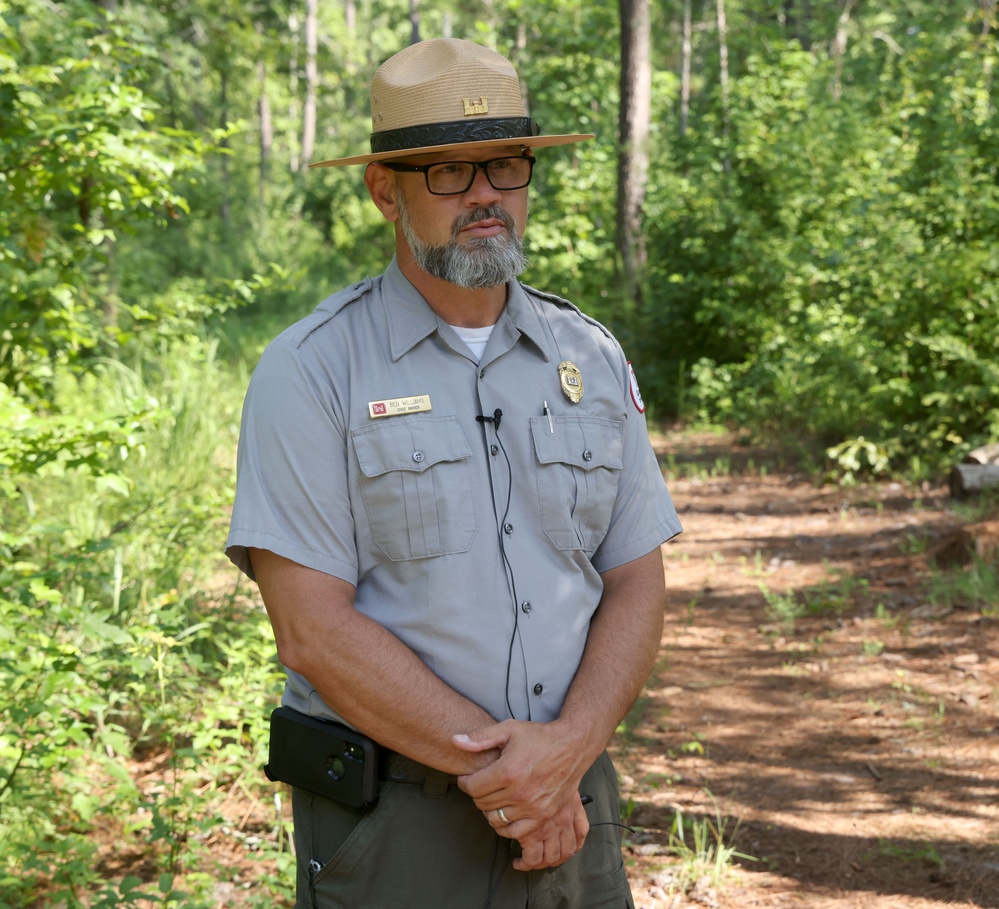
[409,0,420,44]
[782,0,812,50]
[830,0,855,101]
[256,22,272,206]
[716,0,730,172]
[258,61,272,205]
[220,71,230,224]
[300,0,318,171]
[616,0,652,309]
[289,11,300,173]
[680,0,692,138]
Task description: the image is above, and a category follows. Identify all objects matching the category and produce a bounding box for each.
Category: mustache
[451,206,517,239]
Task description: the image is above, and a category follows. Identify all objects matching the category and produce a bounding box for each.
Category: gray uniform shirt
[226,258,681,725]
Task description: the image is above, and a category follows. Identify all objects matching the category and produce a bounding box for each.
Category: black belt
[382,752,459,799]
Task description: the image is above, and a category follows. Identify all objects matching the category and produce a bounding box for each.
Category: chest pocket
[351,416,478,561]
[531,415,623,553]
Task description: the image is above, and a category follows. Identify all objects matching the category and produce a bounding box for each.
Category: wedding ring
[497,807,510,824]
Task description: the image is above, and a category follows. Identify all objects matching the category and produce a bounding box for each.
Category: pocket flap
[531,416,623,471]
[352,416,473,478]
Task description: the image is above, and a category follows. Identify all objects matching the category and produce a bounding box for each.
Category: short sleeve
[225,339,358,585]
[590,357,682,573]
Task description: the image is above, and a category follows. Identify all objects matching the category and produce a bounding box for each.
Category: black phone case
[264,706,382,809]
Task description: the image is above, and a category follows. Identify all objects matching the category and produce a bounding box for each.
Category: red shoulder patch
[628,362,646,413]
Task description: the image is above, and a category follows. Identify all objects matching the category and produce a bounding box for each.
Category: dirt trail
[620,432,999,908]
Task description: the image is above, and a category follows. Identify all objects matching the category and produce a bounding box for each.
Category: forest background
[1,0,997,906]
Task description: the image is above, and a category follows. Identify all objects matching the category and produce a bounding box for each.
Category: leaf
[79,611,133,646]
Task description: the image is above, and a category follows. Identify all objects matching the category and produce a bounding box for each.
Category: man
[226,37,681,908]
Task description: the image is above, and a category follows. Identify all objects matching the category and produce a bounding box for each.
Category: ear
[365,163,399,222]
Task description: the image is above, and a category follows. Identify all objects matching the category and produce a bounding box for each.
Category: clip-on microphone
[475,408,503,430]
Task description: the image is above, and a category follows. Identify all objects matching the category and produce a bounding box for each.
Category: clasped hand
[453,719,590,871]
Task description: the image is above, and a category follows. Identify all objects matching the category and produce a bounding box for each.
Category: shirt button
[490,444,499,456]
[412,450,425,463]
[582,449,593,462]
[521,601,532,614]
[503,522,514,534]
[533,683,544,696]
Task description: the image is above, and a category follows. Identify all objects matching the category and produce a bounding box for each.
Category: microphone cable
[476,408,527,722]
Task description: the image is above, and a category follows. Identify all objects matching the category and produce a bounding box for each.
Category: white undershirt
[449,323,496,362]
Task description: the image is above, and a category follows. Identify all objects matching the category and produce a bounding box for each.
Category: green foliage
[660,793,754,897]
[0,0,212,392]
[0,337,290,907]
[4,0,999,899]
[928,556,999,616]
[760,571,870,632]
[638,5,999,475]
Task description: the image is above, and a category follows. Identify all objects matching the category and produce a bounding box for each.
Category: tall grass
[0,333,291,907]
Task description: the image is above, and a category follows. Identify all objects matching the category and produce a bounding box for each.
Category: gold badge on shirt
[558,361,583,404]
[368,395,432,418]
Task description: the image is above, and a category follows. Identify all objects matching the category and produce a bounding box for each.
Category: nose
[463,163,503,205]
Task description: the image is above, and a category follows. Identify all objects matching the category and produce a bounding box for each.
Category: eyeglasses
[379,155,536,195]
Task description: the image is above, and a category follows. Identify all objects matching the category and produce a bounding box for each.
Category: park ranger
[226,37,681,909]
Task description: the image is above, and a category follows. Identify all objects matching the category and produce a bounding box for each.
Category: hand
[509,796,589,871]
[454,719,593,869]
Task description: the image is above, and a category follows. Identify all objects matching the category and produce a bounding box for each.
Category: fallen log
[950,463,999,498]
[965,442,999,466]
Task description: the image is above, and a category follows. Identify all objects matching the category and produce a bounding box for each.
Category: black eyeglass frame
[378,155,537,196]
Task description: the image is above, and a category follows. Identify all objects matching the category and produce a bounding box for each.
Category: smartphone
[264,706,382,809]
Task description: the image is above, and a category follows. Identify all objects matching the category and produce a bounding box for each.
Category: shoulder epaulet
[520,282,578,310]
[316,277,374,317]
[279,277,375,349]
[519,281,615,341]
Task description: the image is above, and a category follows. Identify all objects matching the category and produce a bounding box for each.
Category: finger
[514,836,566,871]
[515,838,545,871]
[558,820,579,863]
[452,727,511,752]
[457,764,517,800]
[484,809,536,837]
[573,802,590,843]
[512,815,575,871]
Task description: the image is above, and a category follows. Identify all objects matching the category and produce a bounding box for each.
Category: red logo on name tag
[372,402,387,415]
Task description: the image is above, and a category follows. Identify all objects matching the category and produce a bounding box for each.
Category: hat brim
[308,132,595,168]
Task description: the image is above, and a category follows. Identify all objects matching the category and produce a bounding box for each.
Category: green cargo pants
[291,750,635,909]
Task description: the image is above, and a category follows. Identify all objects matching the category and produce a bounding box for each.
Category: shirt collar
[383,257,553,363]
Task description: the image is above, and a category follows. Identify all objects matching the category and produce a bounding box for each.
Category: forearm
[306,610,497,773]
[250,548,496,775]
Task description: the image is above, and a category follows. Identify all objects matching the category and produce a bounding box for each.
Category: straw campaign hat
[309,38,593,167]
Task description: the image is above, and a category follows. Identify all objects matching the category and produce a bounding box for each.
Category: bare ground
[619,432,999,909]
[95,431,999,908]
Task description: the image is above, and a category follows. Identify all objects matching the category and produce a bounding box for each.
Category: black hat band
[370,117,541,155]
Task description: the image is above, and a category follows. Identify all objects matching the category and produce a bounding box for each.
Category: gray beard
[397,195,529,289]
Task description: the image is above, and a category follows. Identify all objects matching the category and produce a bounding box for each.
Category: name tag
[368,395,432,418]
